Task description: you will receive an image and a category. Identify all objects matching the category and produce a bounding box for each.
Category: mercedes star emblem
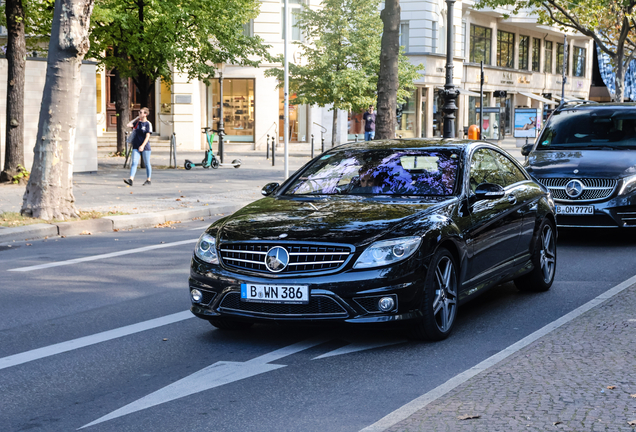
[565,179,584,198]
[265,246,289,273]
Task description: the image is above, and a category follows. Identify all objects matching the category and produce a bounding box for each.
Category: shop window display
[207,78,255,142]
[279,88,307,142]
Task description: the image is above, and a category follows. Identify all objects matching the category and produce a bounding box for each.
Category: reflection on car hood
[526,149,636,178]
[217,196,444,246]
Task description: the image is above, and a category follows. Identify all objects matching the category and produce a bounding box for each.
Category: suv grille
[536,178,617,201]
[218,292,348,317]
[219,242,352,274]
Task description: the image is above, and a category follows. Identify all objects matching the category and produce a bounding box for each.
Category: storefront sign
[517,76,530,84]
[501,72,514,85]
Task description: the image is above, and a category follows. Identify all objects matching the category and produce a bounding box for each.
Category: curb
[0,202,249,244]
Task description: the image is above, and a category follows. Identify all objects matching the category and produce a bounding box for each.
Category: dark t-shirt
[363,112,376,132]
[132,120,152,150]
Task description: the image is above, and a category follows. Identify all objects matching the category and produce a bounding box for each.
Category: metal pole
[479,61,484,140]
[311,134,314,159]
[272,136,276,166]
[218,72,225,163]
[355,134,358,143]
[266,134,270,159]
[321,135,325,153]
[284,0,290,179]
[442,0,459,139]
[561,34,567,104]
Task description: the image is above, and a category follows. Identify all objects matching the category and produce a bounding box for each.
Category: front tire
[208,318,254,331]
[410,247,458,341]
[514,218,556,292]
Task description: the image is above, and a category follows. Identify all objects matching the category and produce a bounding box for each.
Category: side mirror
[474,183,505,200]
[521,143,534,156]
[261,182,280,196]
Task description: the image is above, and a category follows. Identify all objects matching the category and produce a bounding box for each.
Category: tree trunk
[113,68,130,154]
[21,0,95,220]
[331,108,338,147]
[376,0,400,140]
[0,0,26,183]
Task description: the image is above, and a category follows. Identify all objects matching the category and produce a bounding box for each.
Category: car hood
[216,196,446,247]
[526,149,636,178]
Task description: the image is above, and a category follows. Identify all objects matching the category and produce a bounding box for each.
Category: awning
[518,91,557,105]
[436,87,481,97]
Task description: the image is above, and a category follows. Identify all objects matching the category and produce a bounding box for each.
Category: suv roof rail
[558,99,598,107]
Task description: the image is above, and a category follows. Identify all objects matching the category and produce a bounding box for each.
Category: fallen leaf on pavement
[162,338,168,341]
[175,198,181,201]
[628,420,636,426]
[631,394,636,398]
[154,221,181,228]
[553,421,563,425]
[457,414,480,420]
[607,386,616,390]
[60,235,66,238]
[80,231,92,235]
[26,243,32,246]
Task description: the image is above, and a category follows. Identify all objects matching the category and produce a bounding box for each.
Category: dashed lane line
[0,311,193,371]
[7,239,197,272]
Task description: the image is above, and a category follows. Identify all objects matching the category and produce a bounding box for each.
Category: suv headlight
[619,174,636,196]
[195,233,219,264]
[353,236,422,269]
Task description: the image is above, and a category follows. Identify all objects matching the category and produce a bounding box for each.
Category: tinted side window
[492,151,527,187]
[469,148,504,191]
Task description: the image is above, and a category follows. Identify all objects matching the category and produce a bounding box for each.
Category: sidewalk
[0,138,524,243]
[382,280,636,432]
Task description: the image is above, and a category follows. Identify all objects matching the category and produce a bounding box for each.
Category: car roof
[557,102,636,112]
[333,138,491,152]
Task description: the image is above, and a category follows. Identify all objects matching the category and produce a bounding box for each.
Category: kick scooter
[184,127,241,170]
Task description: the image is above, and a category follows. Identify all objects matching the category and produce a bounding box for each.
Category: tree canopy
[266,0,421,122]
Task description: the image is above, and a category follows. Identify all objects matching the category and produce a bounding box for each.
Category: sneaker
[123,179,133,186]
[143,180,151,186]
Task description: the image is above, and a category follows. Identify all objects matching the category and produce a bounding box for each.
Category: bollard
[266,134,270,159]
[311,134,315,159]
[321,136,325,153]
[468,125,480,140]
[271,136,275,166]
[355,134,358,143]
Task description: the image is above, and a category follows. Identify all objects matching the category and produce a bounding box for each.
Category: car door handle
[507,194,517,205]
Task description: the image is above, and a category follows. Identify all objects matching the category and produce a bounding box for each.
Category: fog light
[378,296,395,312]
[191,289,202,303]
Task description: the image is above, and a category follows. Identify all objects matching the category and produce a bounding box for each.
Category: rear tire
[184,160,193,170]
[208,318,254,331]
[232,159,241,168]
[211,159,220,169]
[410,247,458,341]
[514,218,556,292]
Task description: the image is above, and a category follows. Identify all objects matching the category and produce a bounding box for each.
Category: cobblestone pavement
[385,284,636,432]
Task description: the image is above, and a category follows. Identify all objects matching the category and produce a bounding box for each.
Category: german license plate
[240,283,309,304]
[556,205,594,215]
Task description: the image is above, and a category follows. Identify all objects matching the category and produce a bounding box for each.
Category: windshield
[537,109,636,150]
[285,149,460,196]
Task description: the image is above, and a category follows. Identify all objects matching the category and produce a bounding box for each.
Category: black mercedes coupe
[189,139,557,341]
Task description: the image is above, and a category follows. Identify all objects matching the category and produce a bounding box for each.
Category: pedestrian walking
[123,107,152,186]
[363,105,376,141]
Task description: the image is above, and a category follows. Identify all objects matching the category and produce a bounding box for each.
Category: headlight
[195,233,219,264]
[619,174,636,195]
[353,236,422,269]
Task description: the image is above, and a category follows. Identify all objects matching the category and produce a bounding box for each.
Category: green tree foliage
[0,0,55,51]
[266,0,421,143]
[88,0,272,97]
[475,0,636,101]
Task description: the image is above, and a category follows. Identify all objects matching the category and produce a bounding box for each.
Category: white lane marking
[0,311,193,371]
[189,225,211,231]
[7,239,197,272]
[360,273,636,432]
[313,338,407,360]
[79,336,329,429]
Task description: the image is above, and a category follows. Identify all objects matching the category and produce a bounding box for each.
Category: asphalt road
[1,220,635,432]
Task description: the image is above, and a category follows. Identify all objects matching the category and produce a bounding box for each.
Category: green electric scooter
[184,127,241,170]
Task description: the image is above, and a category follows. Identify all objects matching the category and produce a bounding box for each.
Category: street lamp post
[442,0,459,138]
[218,72,225,164]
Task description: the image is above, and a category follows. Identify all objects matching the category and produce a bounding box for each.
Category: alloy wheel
[432,256,457,333]
[539,224,556,283]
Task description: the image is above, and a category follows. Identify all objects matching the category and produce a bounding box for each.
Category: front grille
[219,242,353,274]
[218,292,348,317]
[537,177,617,202]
